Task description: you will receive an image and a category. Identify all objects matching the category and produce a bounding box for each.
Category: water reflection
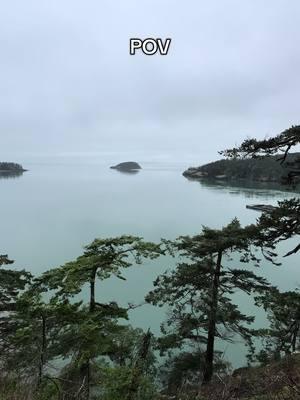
[111,169,140,175]
[187,178,299,199]
[0,171,24,180]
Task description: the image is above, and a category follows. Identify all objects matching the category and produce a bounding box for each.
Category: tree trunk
[202,250,222,385]
[89,267,97,312]
[79,267,98,399]
[38,315,46,386]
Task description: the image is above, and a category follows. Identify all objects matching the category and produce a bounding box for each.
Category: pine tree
[254,288,300,360]
[146,220,269,384]
[0,254,31,372]
[34,235,162,399]
[0,254,31,311]
[220,125,300,184]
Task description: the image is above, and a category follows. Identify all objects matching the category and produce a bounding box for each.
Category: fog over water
[1,1,300,162]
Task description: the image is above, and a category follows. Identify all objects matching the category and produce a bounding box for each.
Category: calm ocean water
[1,155,299,367]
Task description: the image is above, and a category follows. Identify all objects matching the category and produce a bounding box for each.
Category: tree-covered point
[183,152,300,184]
[0,162,26,172]
[221,126,300,259]
[220,125,300,185]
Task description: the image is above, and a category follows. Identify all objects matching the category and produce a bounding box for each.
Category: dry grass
[159,355,300,400]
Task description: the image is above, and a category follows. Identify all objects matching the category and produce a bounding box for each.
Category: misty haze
[1,2,300,399]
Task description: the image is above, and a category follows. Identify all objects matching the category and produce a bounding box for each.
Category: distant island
[0,162,26,179]
[183,153,300,184]
[110,161,141,172]
[0,162,26,172]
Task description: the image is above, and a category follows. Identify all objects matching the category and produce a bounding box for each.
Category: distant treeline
[0,162,25,171]
[183,153,300,184]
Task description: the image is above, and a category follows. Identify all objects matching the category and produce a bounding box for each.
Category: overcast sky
[1,0,300,163]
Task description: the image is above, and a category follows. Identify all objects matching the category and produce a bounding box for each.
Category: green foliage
[0,255,33,379]
[193,155,295,183]
[0,254,31,311]
[7,236,162,398]
[147,219,269,384]
[255,198,300,259]
[221,126,300,259]
[220,125,300,162]
[159,350,228,394]
[35,235,162,298]
[5,295,83,379]
[99,365,158,400]
[252,289,300,363]
[0,214,298,397]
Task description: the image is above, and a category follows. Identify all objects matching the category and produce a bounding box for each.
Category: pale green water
[1,156,299,367]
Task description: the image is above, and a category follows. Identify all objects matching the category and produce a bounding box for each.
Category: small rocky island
[110,161,141,172]
[0,162,27,178]
[183,153,300,184]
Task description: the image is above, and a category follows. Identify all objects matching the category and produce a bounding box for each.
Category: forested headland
[183,151,300,187]
[1,126,300,400]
